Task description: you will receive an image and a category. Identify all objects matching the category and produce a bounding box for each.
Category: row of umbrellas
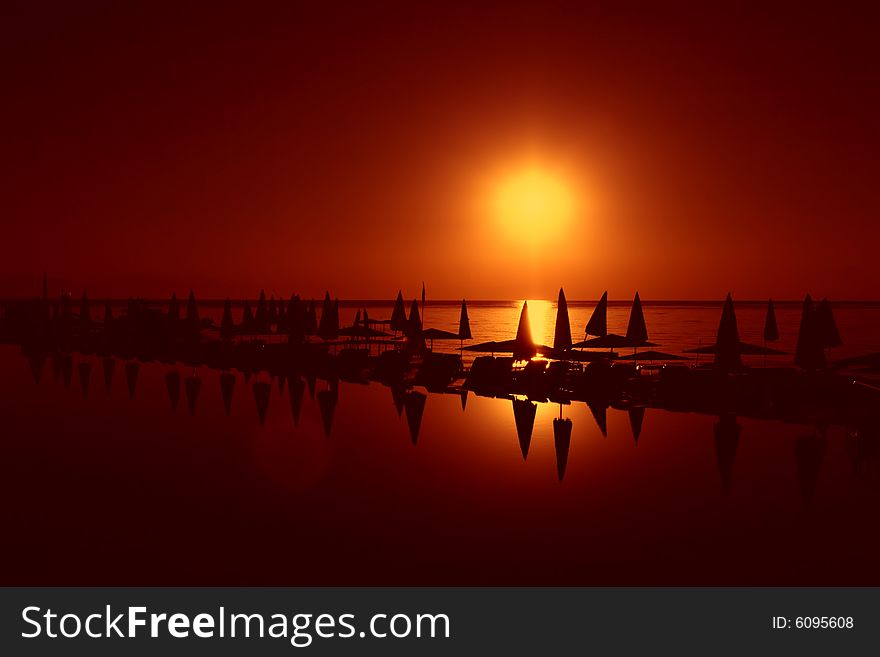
[461,289,844,372]
[52,273,845,370]
[464,290,669,360]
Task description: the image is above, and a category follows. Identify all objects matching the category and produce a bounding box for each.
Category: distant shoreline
[3,298,880,308]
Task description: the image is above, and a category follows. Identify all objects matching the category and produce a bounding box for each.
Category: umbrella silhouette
[512,398,537,459]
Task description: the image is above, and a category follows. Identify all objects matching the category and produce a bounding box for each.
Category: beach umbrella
[516,300,533,348]
[318,292,339,340]
[241,299,255,335]
[762,298,779,367]
[268,294,277,327]
[220,298,235,341]
[305,299,318,336]
[390,291,407,331]
[684,295,787,365]
[421,282,426,326]
[421,326,459,350]
[406,300,426,351]
[287,295,304,343]
[276,300,285,327]
[284,293,296,329]
[763,299,779,343]
[625,292,649,345]
[185,290,199,327]
[585,291,608,337]
[794,294,825,370]
[553,288,572,352]
[458,299,472,340]
[715,293,742,372]
[574,293,655,354]
[815,297,842,349]
[255,290,269,333]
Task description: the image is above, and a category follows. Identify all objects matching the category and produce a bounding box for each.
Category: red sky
[2,2,877,300]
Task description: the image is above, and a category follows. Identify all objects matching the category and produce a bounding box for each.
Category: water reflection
[512,398,537,459]
[317,385,338,437]
[553,409,573,482]
[15,348,880,501]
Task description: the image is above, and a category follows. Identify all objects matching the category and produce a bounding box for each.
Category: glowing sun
[492,167,576,237]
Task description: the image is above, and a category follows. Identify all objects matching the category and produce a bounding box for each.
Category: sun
[492,167,576,237]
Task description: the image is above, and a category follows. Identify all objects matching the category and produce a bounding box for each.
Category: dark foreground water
[1,301,879,585]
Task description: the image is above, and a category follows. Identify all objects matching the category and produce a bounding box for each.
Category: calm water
[2,301,879,585]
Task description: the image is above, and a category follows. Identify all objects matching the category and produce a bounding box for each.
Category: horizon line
[3,296,880,306]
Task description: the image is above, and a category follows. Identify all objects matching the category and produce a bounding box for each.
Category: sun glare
[493,167,576,238]
[523,298,554,345]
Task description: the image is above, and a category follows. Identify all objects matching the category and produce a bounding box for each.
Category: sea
[1,299,878,585]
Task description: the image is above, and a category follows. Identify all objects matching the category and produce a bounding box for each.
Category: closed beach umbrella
[390,291,407,332]
[185,290,199,327]
[625,292,648,345]
[763,299,779,343]
[220,298,235,341]
[458,299,472,340]
[553,288,572,352]
[585,291,608,337]
[815,297,842,349]
[795,294,826,370]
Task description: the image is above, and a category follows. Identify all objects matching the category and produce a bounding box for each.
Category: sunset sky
[2,3,877,300]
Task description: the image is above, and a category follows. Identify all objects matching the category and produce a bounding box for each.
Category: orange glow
[492,168,576,245]
[522,299,553,345]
